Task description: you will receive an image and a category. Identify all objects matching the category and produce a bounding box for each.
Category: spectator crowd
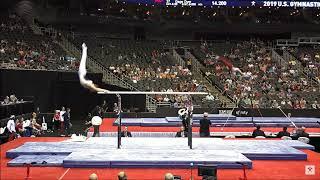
[199,40,319,109]
[0,12,318,109]
[0,106,73,144]
[0,13,78,71]
[1,94,20,105]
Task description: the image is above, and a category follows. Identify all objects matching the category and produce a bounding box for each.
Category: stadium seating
[1,12,318,109]
[0,13,75,71]
[68,34,215,107]
[191,40,319,109]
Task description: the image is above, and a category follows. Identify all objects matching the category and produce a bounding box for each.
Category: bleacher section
[0,13,75,71]
[191,40,320,109]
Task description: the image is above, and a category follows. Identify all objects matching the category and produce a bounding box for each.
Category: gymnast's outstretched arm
[79,43,109,93]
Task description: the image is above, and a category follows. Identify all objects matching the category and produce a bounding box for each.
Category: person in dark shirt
[63,108,71,136]
[276,127,290,138]
[252,125,265,137]
[35,107,43,122]
[118,171,127,180]
[92,106,103,117]
[181,113,189,133]
[293,127,309,139]
[101,100,108,113]
[176,126,187,137]
[15,117,24,137]
[200,112,211,137]
[121,126,132,137]
[0,127,9,144]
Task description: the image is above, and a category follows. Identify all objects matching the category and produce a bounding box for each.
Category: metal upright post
[250,93,256,127]
[188,111,193,149]
[187,95,193,149]
[117,94,122,149]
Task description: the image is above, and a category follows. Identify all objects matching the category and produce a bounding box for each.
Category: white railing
[185,51,201,74]
[39,27,57,37]
[298,37,320,45]
[276,39,299,47]
[283,50,308,72]
[29,23,43,35]
[271,49,287,67]
[157,101,172,107]
[277,37,320,47]
[172,49,185,67]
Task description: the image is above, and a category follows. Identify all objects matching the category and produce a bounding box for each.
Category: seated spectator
[276,127,290,138]
[31,112,41,134]
[252,126,265,138]
[113,103,119,112]
[292,127,309,139]
[164,173,174,180]
[118,171,127,180]
[2,96,10,105]
[23,119,33,137]
[204,93,215,101]
[121,126,132,137]
[101,100,108,113]
[52,110,61,132]
[163,96,170,102]
[15,117,24,137]
[311,101,319,109]
[176,126,187,137]
[9,94,18,103]
[89,173,98,180]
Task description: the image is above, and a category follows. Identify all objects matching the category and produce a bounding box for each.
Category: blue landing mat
[220,140,308,160]
[116,118,248,127]
[63,149,252,169]
[192,114,236,118]
[8,155,67,167]
[237,117,320,123]
[280,140,315,150]
[6,141,118,158]
[114,116,320,128]
[7,138,311,166]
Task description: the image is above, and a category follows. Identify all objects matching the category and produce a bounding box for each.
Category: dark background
[0,69,146,120]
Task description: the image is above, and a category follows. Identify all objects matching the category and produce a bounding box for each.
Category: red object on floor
[89,118,320,133]
[239,163,248,180]
[1,137,320,180]
[25,163,31,180]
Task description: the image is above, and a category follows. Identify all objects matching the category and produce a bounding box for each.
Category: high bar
[97,91,208,95]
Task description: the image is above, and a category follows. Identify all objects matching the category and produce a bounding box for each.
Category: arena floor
[1,137,320,180]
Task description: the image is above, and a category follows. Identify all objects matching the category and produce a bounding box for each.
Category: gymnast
[79,43,110,93]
